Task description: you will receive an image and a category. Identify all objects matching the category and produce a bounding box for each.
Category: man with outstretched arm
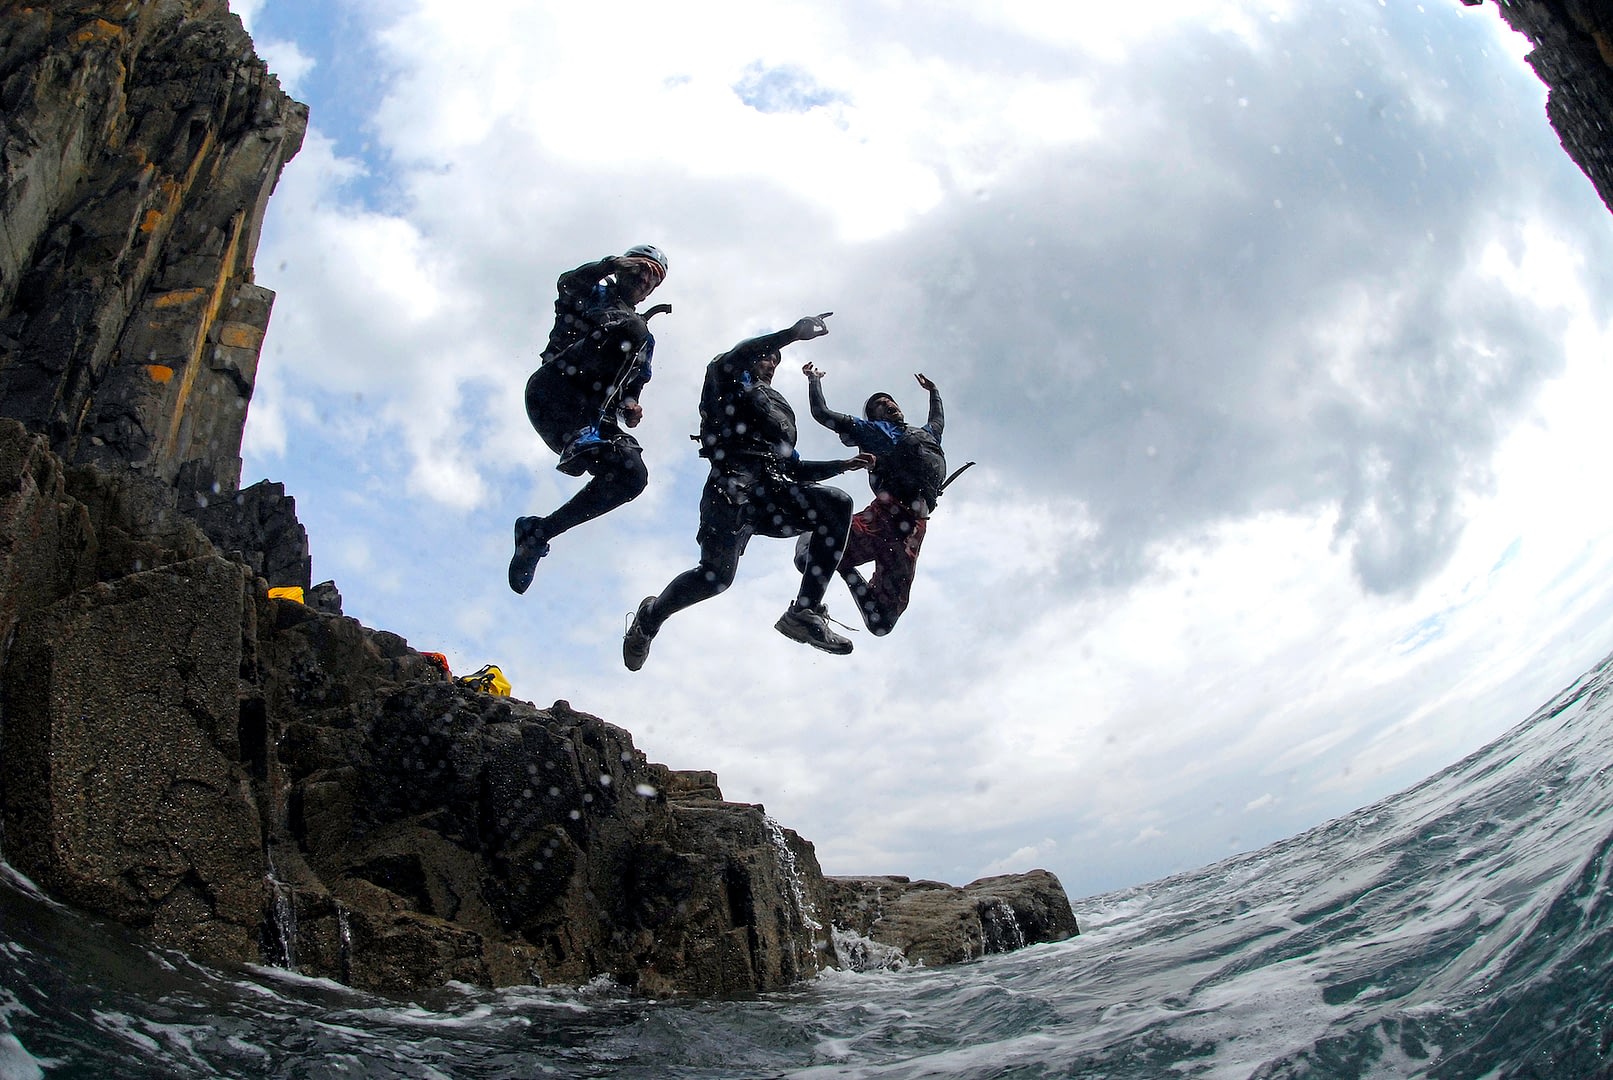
[509,245,670,594]
[803,366,945,635]
[622,314,873,671]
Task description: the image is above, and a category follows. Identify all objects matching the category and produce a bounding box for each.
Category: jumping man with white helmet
[509,245,670,594]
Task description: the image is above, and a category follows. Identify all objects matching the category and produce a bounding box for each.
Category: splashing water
[3,657,1613,1075]
[765,814,822,932]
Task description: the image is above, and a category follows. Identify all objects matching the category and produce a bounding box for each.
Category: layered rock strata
[0,0,304,500]
[0,1,1079,995]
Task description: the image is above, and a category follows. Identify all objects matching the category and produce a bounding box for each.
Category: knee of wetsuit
[621,454,649,498]
[698,559,737,592]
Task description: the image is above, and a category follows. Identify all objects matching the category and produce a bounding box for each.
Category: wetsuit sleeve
[792,458,858,482]
[555,257,617,301]
[706,349,748,398]
[927,385,944,439]
[725,328,799,365]
[807,376,859,437]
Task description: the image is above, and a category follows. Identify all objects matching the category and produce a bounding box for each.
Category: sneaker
[508,516,550,595]
[623,596,658,671]
[774,603,853,655]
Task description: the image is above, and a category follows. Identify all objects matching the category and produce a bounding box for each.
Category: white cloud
[240,0,1613,900]
[257,38,315,96]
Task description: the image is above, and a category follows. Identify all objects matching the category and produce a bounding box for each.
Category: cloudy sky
[231,0,1613,899]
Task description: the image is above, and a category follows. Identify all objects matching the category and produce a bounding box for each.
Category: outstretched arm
[726,313,832,364]
[794,451,876,483]
[803,363,858,435]
[916,372,944,436]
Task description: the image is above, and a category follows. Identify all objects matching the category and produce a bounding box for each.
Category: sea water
[5,654,1613,1078]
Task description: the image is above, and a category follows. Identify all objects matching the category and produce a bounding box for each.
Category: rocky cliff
[0,0,1078,996]
[1467,0,1613,213]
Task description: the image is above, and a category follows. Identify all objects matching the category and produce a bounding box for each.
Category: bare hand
[847,452,876,472]
[802,363,824,379]
[621,401,643,427]
[793,313,832,340]
[916,372,936,392]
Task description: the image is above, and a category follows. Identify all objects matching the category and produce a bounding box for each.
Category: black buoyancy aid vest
[875,427,947,505]
[698,359,797,464]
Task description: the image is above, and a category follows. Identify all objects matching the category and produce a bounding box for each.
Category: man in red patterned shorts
[803,364,946,636]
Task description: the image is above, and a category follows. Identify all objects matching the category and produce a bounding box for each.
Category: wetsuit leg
[864,515,924,632]
[539,439,648,539]
[640,535,741,633]
[522,366,649,539]
[839,502,924,635]
[750,478,853,610]
[637,472,751,634]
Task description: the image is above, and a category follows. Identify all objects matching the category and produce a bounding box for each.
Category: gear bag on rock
[455,664,511,696]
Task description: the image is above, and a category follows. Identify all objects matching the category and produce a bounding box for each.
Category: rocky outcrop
[1467,1,1613,215]
[0,0,306,500]
[825,873,1082,969]
[254,602,836,996]
[0,421,1076,994]
[0,1,1079,997]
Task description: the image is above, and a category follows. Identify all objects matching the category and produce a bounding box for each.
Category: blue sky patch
[732,63,844,114]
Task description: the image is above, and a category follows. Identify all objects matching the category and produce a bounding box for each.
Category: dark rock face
[0,0,306,501]
[3,552,264,962]
[0,1,1079,996]
[252,600,838,995]
[0,427,1068,995]
[1473,1,1613,215]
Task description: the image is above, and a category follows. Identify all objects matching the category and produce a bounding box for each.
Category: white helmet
[622,244,668,274]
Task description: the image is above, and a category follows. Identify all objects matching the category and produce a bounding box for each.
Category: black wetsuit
[635,330,854,634]
[523,259,653,538]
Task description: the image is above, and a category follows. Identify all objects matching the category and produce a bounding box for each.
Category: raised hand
[793,312,833,340]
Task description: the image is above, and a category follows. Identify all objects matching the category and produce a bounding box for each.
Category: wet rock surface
[825,872,1082,969]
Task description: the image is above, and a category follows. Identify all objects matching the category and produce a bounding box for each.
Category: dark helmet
[864,392,897,419]
[623,244,669,274]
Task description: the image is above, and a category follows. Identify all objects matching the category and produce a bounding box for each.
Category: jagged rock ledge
[0,418,1078,995]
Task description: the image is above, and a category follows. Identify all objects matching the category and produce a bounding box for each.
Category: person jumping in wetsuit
[509,245,669,594]
[622,314,873,671]
[804,366,945,635]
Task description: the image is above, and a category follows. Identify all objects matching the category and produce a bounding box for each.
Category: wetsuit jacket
[698,344,847,484]
[807,379,946,509]
[531,258,653,437]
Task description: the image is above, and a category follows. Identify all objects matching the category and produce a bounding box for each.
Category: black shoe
[508,516,550,594]
[623,596,658,671]
[774,603,853,655]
